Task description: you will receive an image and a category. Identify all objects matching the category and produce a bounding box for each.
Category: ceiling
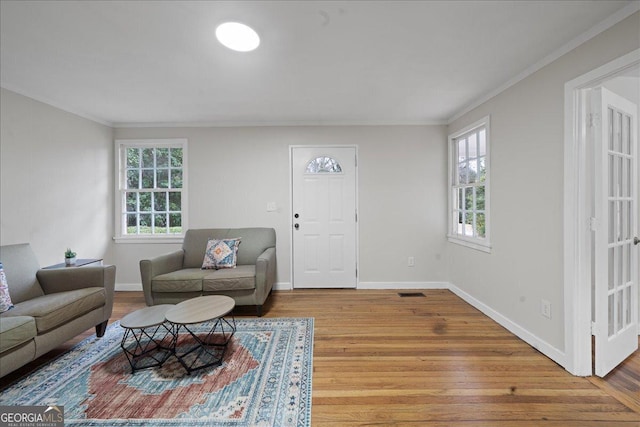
[0,1,636,127]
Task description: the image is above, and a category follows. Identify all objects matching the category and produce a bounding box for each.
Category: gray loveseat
[140,228,276,316]
[0,243,115,378]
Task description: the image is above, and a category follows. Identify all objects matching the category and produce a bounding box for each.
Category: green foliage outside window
[454,129,487,239]
[124,146,183,235]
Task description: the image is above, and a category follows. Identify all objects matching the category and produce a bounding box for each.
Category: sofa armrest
[255,247,276,301]
[37,265,116,321]
[139,250,184,306]
[37,265,116,294]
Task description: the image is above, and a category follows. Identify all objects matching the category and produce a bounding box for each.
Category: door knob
[634,237,640,245]
[294,213,299,219]
[294,223,299,230]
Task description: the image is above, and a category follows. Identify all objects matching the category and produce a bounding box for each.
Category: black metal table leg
[120,322,175,373]
[173,314,236,374]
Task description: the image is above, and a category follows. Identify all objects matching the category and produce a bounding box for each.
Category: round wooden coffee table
[165,296,236,374]
[120,304,175,373]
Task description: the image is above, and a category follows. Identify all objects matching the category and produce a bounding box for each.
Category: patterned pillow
[0,262,14,313]
[202,238,242,269]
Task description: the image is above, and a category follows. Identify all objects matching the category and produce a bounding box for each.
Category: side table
[43,258,103,269]
[120,304,176,373]
[165,296,236,374]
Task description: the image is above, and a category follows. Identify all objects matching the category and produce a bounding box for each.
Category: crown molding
[112,119,448,128]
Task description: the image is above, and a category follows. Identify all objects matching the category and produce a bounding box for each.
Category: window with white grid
[448,117,491,252]
[115,139,188,242]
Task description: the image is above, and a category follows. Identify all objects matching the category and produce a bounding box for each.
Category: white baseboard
[273,282,292,291]
[448,283,567,369]
[357,281,449,290]
[115,283,142,291]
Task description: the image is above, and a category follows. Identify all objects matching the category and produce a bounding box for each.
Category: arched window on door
[305,156,342,173]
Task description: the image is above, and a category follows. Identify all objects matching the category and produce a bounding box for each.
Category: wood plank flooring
[2,289,639,426]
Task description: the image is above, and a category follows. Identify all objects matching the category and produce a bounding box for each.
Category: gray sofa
[0,243,115,378]
[140,228,276,316]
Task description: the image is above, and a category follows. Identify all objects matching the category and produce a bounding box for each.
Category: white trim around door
[563,48,640,376]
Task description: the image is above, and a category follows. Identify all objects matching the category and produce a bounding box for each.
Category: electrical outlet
[541,299,551,319]
[408,256,415,267]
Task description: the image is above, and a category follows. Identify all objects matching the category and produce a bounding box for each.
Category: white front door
[291,146,357,288]
[593,87,639,377]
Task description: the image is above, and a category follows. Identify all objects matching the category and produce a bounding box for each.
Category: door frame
[563,49,640,376]
[288,145,360,290]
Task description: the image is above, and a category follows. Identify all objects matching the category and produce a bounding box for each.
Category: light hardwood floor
[2,289,639,425]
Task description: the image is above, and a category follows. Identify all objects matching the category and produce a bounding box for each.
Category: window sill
[113,235,184,244]
[447,235,491,253]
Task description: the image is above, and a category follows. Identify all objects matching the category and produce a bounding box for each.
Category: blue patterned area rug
[1,317,313,426]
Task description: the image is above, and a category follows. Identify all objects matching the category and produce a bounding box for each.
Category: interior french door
[593,87,639,377]
[291,146,357,289]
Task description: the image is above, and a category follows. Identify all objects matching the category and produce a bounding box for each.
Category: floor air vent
[398,292,426,298]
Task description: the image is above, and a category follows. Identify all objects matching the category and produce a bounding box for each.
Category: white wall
[112,125,449,288]
[0,88,114,266]
[447,12,640,352]
[603,74,639,105]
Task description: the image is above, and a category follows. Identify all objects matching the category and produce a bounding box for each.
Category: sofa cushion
[3,288,105,334]
[152,268,206,293]
[0,316,36,353]
[201,239,217,270]
[203,265,256,291]
[183,230,227,268]
[0,244,45,303]
[182,228,275,268]
[0,262,14,313]
[231,228,276,266]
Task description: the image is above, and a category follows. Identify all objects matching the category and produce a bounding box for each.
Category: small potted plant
[65,248,77,266]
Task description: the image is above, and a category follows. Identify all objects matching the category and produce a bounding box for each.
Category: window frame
[447,116,491,252]
[114,138,188,244]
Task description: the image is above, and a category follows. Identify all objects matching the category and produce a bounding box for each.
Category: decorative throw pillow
[202,238,242,269]
[0,262,14,313]
[201,242,217,270]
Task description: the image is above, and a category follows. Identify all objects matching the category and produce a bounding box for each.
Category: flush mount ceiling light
[216,22,260,52]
